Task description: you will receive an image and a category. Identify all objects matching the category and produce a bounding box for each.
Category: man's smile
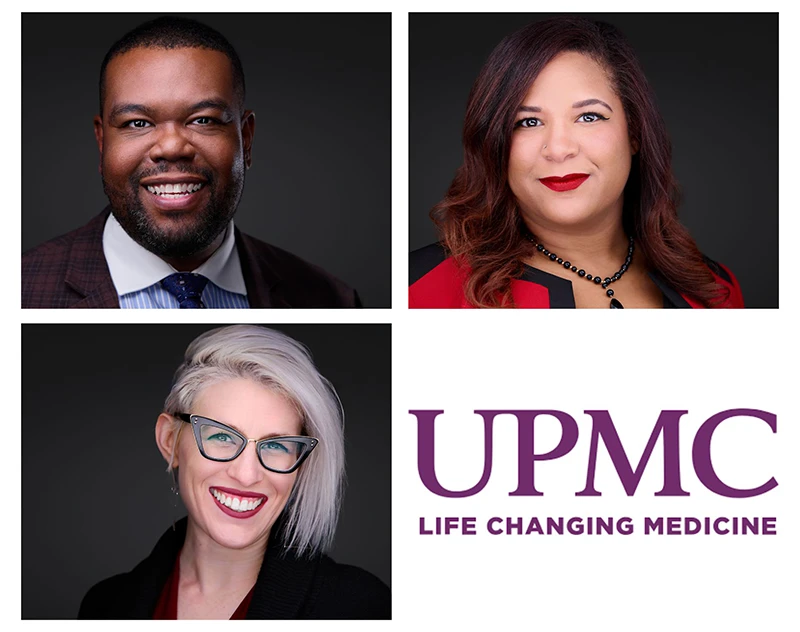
[139,174,208,201]
[145,182,205,197]
[138,176,211,211]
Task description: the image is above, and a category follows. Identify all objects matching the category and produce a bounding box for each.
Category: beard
[102,162,245,259]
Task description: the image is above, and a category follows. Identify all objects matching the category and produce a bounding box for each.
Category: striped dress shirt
[118,282,249,309]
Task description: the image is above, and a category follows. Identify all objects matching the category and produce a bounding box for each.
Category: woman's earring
[170,469,181,531]
[170,468,180,496]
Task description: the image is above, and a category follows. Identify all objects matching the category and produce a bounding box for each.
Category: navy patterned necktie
[160,273,209,308]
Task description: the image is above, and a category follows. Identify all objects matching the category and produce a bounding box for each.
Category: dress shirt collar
[102,214,247,296]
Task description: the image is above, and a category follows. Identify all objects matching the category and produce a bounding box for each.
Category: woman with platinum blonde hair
[79,325,390,619]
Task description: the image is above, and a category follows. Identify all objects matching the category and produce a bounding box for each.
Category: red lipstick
[539,173,589,192]
[210,487,268,520]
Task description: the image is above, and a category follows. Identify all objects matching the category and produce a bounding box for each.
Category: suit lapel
[235,228,288,307]
[64,209,120,308]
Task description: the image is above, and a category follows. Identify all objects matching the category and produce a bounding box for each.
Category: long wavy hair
[432,17,726,307]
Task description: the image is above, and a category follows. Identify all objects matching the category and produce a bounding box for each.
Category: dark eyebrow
[517,100,614,114]
[108,103,156,120]
[189,100,234,117]
[573,98,613,112]
[189,100,236,123]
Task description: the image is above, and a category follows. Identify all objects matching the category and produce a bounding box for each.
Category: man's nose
[148,123,196,162]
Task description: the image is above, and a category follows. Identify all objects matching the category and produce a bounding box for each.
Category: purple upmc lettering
[506,410,578,497]
[576,410,689,497]
[412,409,495,498]
[692,408,778,498]
[411,409,579,498]
[410,408,777,498]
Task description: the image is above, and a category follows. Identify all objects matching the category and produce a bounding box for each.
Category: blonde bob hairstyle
[163,325,345,556]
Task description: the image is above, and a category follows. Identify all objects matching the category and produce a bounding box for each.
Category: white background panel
[395,317,797,629]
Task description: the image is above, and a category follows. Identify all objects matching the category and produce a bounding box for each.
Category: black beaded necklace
[526,235,634,309]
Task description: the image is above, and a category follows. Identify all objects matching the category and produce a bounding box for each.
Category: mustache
[130,164,214,185]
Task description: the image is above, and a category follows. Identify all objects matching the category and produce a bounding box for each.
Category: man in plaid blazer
[22,17,358,309]
[21,208,359,308]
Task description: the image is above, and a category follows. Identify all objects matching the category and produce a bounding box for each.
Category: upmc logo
[410,408,778,498]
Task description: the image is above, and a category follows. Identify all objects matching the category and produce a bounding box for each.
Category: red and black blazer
[409,243,744,308]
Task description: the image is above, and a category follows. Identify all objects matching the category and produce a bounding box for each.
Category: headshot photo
[22,13,391,308]
[409,13,777,309]
[22,324,391,619]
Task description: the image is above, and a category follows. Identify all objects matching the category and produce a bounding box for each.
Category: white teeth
[145,182,203,196]
[212,490,264,512]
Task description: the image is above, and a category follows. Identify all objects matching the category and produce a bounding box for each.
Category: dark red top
[153,553,255,620]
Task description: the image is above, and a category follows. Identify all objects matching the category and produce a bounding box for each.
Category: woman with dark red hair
[409,17,743,308]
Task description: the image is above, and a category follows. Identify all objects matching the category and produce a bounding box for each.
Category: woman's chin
[526,206,607,231]
[206,523,268,550]
[188,510,272,551]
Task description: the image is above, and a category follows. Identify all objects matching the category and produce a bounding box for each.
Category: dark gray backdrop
[22,13,391,307]
[22,324,390,619]
[410,13,778,308]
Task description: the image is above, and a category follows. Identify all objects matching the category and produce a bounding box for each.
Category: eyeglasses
[175,413,318,474]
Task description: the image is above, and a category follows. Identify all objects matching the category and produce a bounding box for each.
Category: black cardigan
[78,518,390,619]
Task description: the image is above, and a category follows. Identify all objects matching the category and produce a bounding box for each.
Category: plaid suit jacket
[22,209,360,308]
